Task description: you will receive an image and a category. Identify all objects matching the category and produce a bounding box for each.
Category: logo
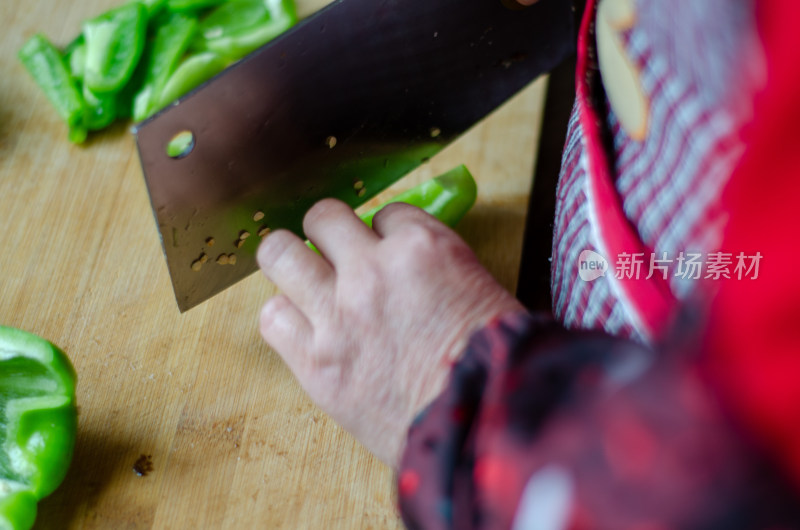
[575,250,762,282]
[578,250,608,282]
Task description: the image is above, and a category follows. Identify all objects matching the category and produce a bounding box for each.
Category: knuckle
[304,198,349,229]
[258,229,297,272]
[401,223,446,255]
[340,266,384,313]
[394,223,474,270]
[376,200,414,219]
[375,201,426,227]
[259,294,288,332]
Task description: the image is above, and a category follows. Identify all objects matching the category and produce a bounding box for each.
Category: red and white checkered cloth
[551,0,758,342]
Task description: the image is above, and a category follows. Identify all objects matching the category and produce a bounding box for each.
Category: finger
[258,229,334,315]
[303,198,378,265]
[259,294,313,376]
[370,201,449,239]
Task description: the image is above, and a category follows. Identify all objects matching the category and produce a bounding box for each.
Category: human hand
[257,199,524,467]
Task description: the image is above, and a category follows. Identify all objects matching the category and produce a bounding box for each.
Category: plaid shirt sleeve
[397,311,800,530]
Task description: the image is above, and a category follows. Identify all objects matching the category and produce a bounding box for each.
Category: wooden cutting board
[0,0,546,527]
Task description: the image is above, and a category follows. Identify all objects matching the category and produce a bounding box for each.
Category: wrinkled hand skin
[257,199,524,467]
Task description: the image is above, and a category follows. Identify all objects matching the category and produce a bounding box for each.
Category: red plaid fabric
[551,0,756,342]
[398,0,800,528]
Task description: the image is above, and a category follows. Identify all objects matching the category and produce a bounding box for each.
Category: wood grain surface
[0,0,546,527]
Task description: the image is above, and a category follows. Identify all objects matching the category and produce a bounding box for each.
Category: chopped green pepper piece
[20,0,299,140]
[132,11,198,122]
[138,0,169,19]
[157,51,227,110]
[196,0,268,37]
[18,34,87,144]
[83,2,148,93]
[0,326,78,530]
[67,125,89,145]
[166,0,226,13]
[193,0,297,60]
[360,165,478,228]
[82,84,118,130]
[63,37,86,81]
[307,165,478,252]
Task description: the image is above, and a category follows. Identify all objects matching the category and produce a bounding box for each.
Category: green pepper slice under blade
[359,164,478,229]
[307,165,478,253]
[0,326,78,530]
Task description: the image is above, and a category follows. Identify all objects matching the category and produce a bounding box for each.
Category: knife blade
[135,0,577,312]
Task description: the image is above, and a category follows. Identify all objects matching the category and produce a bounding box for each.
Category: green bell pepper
[131,11,198,121]
[0,326,78,530]
[138,0,169,19]
[82,84,118,130]
[359,164,478,228]
[18,34,87,144]
[193,0,297,60]
[156,51,227,110]
[166,0,226,13]
[64,37,86,81]
[20,0,299,140]
[83,2,148,93]
[307,165,478,252]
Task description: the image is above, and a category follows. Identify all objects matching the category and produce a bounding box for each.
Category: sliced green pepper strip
[67,125,89,145]
[194,0,297,60]
[0,326,78,530]
[83,2,148,93]
[156,51,227,110]
[307,165,478,252]
[196,0,267,37]
[166,0,226,13]
[131,11,198,122]
[63,37,86,81]
[18,34,87,144]
[138,0,169,19]
[360,165,478,228]
[82,84,117,130]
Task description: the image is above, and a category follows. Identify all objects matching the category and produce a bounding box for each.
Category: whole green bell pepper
[0,327,78,530]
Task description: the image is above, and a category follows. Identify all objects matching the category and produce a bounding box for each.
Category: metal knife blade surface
[135,0,576,312]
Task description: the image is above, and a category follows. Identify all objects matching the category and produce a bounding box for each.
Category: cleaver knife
[135,0,578,312]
